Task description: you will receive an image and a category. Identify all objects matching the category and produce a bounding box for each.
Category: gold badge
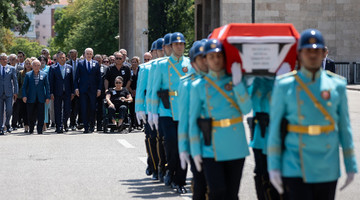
[224,83,233,91]
[321,90,331,100]
[211,43,217,49]
[309,37,317,44]
[199,46,204,52]
[182,67,188,73]
[177,36,181,40]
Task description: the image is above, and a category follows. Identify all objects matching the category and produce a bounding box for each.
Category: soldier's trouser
[159,116,187,186]
[203,158,245,200]
[282,178,337,200]
[144,115,159,173]
[190,156,207,200]
[253,148,280,200]
[156,122,167,176]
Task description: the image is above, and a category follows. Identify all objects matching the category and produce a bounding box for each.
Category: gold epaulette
[276,70,297,79]
[180,73,195,81]
[325,70,346,80]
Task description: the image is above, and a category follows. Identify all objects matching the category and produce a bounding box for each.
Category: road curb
[347,86,360,91]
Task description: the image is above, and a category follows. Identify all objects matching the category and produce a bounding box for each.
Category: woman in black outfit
[129,56,140,129]
[105,76,133,131]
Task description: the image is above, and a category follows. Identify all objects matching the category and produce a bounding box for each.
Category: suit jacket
[49,63,74,97]
[74,59,101,94]
[0,65,18,97]
[22,71,50,103]
[324,58,335,73]
[66,59,78,81]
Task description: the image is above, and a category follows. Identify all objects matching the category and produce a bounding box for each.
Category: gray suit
[0,64,18,129]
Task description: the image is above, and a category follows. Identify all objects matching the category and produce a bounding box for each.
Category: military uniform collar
[198,70,207,76]
[299,67,322,81]
[208,69,226,80]
[170,54,183,63]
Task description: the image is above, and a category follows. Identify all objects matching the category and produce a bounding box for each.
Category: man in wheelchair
[104,76,133,132]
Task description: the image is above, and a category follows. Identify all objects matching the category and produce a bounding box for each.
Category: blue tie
[87,61,90,72]
[2,67,4,78]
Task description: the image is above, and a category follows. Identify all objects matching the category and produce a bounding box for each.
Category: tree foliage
[148,0,195,51]
[52,0,119,55]
[0,0,58,34]
[8,37,47,58]
[0,27,14,53]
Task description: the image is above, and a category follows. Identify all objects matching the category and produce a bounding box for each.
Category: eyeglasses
[115,57,122,60]
[104,61,109,63]
[144,59,150,61]
[115,82,122,84]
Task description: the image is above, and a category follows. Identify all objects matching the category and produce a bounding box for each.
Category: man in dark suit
[323,46,335,73]
[22,59,50,134]
[0,53,18,134]
[49,51,74,133]
[67,49,82,131]
[74,48,101,133]
[94,54,109,132]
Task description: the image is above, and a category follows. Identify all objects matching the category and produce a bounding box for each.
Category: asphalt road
[0,90,360,200]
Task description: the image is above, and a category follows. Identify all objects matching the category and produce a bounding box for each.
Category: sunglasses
[144,59,150,61]
[115,82,122,84]
[115,57,122,60]
[104,60,109,63]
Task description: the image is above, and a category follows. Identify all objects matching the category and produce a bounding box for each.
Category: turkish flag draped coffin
[209,23,300,76]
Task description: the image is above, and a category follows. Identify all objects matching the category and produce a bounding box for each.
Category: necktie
[87,61,90,72]
[2,67,5,78]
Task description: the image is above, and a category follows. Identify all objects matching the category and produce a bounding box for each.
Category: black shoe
[164,171,172,186]
[158,170,164,183]
[51,122,55,128]
[56,129,63,134]
[83,129,89,133]
[170,182,177,189]
[118,123,125,132]
[6,127,12,133]
[24,130,28,133]
[89,127,94,133]
[71,126,77,131]
[176,186,187,194]
[12,126,17,131]
[77,123,84,130]
[145,167,152,176]
[63,125,68,132]
[29,128,34,134]
[0,130,4,135]
[38,131,43,134]
[152,172,158,180]
[97,127,103,132]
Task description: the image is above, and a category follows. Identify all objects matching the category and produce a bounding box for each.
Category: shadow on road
[119,178,190,199]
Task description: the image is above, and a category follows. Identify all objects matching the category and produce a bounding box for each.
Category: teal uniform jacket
[267,67,358,183]
[145,57,167,114]
[189,70,251,161]
[177,72,200,154]
[249,77,275,154]
[151,54,193,120]
[135,63,148,113]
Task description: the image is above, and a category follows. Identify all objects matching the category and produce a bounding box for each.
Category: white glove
[152,113,159,130]
[231,62,242,86]
[147,112,154,130]
[269,170,284,194]
[138,111,146,124]
[193,155,203,172]
[179,152,190,170]
[340,172,355,191]
[136,112,142,125]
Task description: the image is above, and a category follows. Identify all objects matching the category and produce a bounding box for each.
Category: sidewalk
[347,84,360,91]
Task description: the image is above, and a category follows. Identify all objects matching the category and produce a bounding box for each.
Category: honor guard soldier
[248,76,280,200]
[151,32,193,193]
[178,40,208,199]
[189,39,251,200]
[135,53,159,180]
[146,36,170,183]
[267,29,358,200]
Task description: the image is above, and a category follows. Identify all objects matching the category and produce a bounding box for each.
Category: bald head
[143,52,152,63]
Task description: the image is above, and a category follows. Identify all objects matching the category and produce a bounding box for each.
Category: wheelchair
[102,99,133,133]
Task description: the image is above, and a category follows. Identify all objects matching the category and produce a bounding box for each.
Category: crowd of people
[0,47,143,134]
[135,30,357,200]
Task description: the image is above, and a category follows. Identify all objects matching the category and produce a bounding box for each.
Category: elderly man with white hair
[22,59,50,134]
[74,48,101,133]
[0,53,18,134]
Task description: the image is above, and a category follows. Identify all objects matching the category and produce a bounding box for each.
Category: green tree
[0,27,14,53]
[8,37,46,58]
[52,0,119,55]
[148,0,195,52]
[0,0,58,34]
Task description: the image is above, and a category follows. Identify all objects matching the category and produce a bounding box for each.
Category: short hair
[57,51,65,57]
[131,56,140,63]
[119,49,127,54]
[31,59,41,66]
[17,51,25,57]
[85,48,93,54]
[41,48,49,54]
[113,51,123,57]
[115,76,123,82]
[94,54,102,59]
[0,53,8,58]
[38,55,48,64]
[69,49,77,54]
[8,54,17,59]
